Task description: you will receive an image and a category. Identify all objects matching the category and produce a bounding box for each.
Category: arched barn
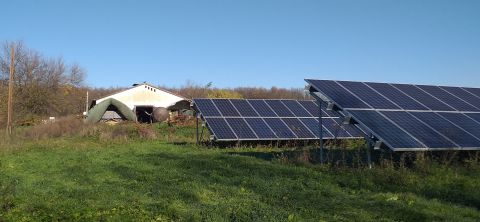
[87,83,191,123]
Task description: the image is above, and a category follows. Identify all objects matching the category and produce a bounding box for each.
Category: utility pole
[6,45,15,135]
[85,91,89,113]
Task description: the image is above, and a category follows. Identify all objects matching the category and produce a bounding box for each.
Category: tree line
[0,41,309,127]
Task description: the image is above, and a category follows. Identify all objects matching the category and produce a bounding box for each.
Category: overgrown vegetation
[0,121,479,221]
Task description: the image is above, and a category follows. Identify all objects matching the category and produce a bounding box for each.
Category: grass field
[0,122,480,221]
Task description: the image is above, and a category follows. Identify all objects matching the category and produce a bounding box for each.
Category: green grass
[0,124,479,221]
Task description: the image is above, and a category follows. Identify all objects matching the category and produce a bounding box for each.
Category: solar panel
[306,79,480,151]
[381,111,457,148]
[441,86,480,110]
[336,81,401,109]
[225,118,257,139]
[365,82,428,110]
[282,118,316,139]
[265,100,295,117]
[281,100,312,117]
[193,98,364,141]
[299,118,334,138]
[230,99,259,117]
[245,118,277,139]
[247,100,278,117]
[204,118,237,140]
[411,112,480,148]
[391,84,455,111]
[214,99,241,117]
[264,118,298,139]
[416,85,479,112]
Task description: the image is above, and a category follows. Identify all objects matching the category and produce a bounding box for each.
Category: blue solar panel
[322,118,351,138]
[438,113,480,140]
[230,99,259,117]
[247,100,278,117]
[411,112,480,148]
[205,118,237,140]
[332,118,364,138]
[245,118,277,139]
[193,99,221,116]
[307,79,480,151]
[297,100,336,117]
[391,84,455,111]
[265,100,295,117]
[306,80,371,109]
[282,118,316,139]
[465,113,480,123]
[381,111,457,148]
[348,110,425,149]
[365,82,428,110]
[441,86,480,110]
[299,118,334,138]
[225,118,257,139]
[463,87,480,99]
[264,118,297,139]
[281,100,312,117]
[416,85,479,112]
[194,98,363,141]
[336,81,401,109]
[213,99,240,117]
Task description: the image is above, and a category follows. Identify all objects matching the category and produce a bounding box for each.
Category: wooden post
[85,91,89,113]
[6,45,14,135]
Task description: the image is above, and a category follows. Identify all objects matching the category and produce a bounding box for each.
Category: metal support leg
[367,134,373,169]
[196,113,199,146]
[318,101,324,164]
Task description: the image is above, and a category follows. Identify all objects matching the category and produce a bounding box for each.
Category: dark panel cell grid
[193,99,221,117]
[348,110,425,149]
[247,100,278,117]
[322,118,351,138]
[307,79,371,109]
[299,118,334,138]
[281,100,312,117]
[245,118,277,139]
[439,113,480,140]
[282,118,316,138]
[230,99,259,117]
[382,111,457,148]
[225,118,257,139]
[264,118,297,139]
[337,81,400,109]
[265,100,295,117]
[205,117,237,140]
[411,112,480,148]
[464,87,480,100]
[365,82,428,110]
[417,85,479,112]
[442,86,480,111]
[333,118,364,138]
[212,99,240,117]
[392,84,454,111]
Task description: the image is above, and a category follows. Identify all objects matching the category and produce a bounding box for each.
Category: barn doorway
[135,106,154,123]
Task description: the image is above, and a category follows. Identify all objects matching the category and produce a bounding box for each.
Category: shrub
[22,116,89,140]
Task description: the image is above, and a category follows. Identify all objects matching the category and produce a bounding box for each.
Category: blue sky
[2,0,479,88]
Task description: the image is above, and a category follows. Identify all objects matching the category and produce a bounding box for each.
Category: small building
[89,83,190,123]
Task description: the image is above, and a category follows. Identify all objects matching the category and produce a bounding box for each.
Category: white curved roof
[96,83,187,110]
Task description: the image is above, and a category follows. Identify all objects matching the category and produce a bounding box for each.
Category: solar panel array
[192,99,364,141]
[306,79,480,151]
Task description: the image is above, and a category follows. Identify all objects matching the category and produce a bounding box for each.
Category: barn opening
[135,106,154,123]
